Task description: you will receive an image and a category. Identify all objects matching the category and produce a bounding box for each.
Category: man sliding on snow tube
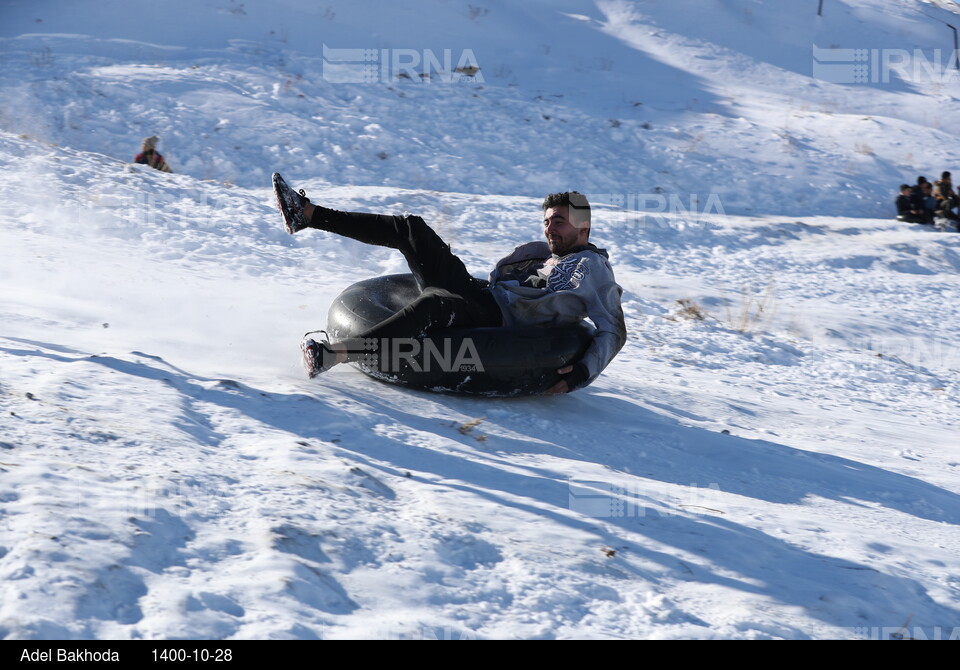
[274,174,626,394]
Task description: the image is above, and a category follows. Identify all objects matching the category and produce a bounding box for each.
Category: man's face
[543,205,588,256]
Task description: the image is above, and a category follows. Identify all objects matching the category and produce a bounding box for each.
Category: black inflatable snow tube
[326,274,593,396]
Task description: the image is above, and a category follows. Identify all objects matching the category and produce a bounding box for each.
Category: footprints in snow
[347,466,395,499]
[434,531,503,571]
[184,592,244,618]
[272,524,331,564]
[270,524,356,614]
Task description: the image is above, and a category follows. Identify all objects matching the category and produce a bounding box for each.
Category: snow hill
[1,0,959,639]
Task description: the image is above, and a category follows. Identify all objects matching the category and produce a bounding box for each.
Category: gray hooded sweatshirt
[488,241,627,385]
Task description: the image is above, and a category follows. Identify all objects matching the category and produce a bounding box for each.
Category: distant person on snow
[896,184,927,224]
[134,135,173,173]
[931,174,960,231]
[933,171,957,215]
[911,176,928,209]
[917,181,937,223]
[273,175,627,394]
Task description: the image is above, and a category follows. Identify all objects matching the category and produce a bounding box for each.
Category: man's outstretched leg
[275,172,478,295]
[274,174,502,377]
[300,284,500,377]
[305,207,482,299]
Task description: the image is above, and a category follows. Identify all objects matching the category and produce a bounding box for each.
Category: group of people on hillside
[895,172,960,231]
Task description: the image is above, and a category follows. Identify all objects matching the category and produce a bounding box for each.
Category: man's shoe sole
[273,172,307,234]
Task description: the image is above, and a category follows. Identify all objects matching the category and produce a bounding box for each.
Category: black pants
[898,213,933,224]
[308,206,503,345]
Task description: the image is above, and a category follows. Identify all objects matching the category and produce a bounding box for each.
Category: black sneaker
[272,172,311,234]
[301,332,338,378]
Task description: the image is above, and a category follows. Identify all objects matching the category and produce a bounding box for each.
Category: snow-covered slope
[4,0,960,216]
[1,0,960,640]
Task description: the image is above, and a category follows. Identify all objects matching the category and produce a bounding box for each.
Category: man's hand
[544,366,573,395]
[543,362,590,396]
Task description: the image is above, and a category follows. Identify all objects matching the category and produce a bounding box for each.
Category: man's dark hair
[943,171,952,179]
[542,191,591,223]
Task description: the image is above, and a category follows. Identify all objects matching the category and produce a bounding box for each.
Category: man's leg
[306,205,480,297]
[307,282,501,376]
[304,206,503,333]
[358,286,500,340]
[299,205,502,375]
